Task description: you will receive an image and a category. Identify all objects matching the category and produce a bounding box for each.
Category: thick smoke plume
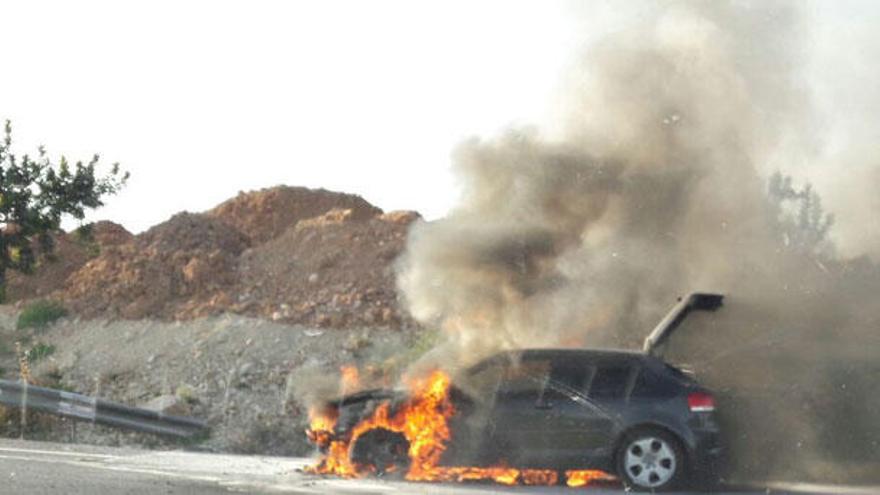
[397,0,880,483]
[399,0,800,358]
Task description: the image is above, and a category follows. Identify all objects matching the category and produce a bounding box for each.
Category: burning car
[307,293,725,491]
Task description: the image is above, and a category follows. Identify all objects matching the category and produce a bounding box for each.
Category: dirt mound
[6,234,92,302]
[92,220,134,246]
[6,222,133,302]
[137,212,249,255]
[237,209,421,328]
[60,213,249,319]
[14,186,421,328]
[208,186,383,245]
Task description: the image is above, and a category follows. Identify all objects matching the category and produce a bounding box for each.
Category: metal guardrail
[0,379,208,439]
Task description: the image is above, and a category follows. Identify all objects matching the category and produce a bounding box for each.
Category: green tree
[0,120,128,301]
[768,171,834,258]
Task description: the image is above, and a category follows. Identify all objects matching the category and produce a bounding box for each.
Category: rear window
[631,366,678,399]
[588,366,632,400]
[662,363,696,382]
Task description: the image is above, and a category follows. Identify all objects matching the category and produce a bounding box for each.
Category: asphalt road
[0,439,874,494]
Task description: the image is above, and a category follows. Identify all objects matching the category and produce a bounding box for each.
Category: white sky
[1,1,879,241]
[0,0,577,233]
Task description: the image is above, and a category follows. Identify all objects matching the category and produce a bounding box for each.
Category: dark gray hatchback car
[443,347,723,490]
[320,293,725,491]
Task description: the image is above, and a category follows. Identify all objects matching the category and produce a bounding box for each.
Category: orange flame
[565,469,617,487]
[307,369,615,487]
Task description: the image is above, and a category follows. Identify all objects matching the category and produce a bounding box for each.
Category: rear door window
[462,356,506,397]
[542,362,593,402]
[497,358,551,401]
[588,365,632,400]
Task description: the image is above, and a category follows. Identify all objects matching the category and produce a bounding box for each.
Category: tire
[350,428,410,476]
[555,470,570,487]
[616,427,687,492]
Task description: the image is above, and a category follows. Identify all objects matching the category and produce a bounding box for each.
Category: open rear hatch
[643,292,724,357]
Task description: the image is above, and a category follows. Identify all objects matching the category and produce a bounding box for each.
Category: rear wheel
[350,428,410,476]
[616,428,686,491]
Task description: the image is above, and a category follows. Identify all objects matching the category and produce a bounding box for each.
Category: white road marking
[0,446,118,459]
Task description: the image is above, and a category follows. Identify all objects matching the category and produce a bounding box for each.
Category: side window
[497,359,550,401]
[462,358,505,399]
[588,366,632,400]
[542,363,592,402]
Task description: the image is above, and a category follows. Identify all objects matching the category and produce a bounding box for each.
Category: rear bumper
[691,430,726,480]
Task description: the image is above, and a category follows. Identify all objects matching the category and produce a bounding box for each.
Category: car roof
[494,348,656,364]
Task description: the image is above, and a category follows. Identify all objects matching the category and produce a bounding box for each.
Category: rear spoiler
[643,293,724,356]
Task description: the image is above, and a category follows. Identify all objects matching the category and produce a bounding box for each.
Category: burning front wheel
[350,428,411,476]
[616,428,686,491]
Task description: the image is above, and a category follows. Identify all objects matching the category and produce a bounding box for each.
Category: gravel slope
[0,306,421,456]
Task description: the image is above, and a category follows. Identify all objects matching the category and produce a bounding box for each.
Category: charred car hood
[329,388,404,407]
[328,388,409,436]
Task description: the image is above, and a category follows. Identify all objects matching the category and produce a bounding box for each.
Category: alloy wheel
[623,435,678,489]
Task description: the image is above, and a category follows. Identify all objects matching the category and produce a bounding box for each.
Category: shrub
[175,384,197,404]
[25,342,56,363]
[72,223,95,243]
[17,300,68,330]
[72,223,101,257]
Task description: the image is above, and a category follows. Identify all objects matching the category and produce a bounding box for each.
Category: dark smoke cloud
[397,0,880,483]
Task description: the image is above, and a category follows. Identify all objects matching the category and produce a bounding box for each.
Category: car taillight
[688,391,715,412]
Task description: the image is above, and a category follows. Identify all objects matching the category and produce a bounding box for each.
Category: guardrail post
[70,417,77,443]
[20,377,27,439]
